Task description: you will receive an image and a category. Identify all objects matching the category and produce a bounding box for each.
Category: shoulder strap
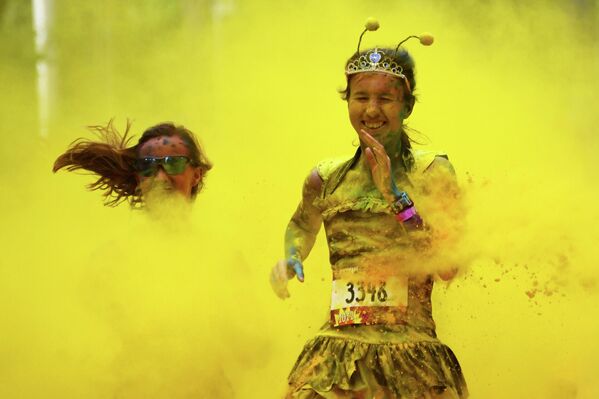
[320,149,361,198]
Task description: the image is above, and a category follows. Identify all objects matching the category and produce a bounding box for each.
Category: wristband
[390,191,413,214]
[391,191,424,229]
[396,205,417,222]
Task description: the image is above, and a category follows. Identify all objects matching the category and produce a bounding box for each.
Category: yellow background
[0,1,598,397]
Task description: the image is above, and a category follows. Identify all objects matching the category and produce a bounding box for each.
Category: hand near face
[358,128,396,204]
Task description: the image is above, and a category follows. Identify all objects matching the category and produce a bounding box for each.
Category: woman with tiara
[271,19,468,399]
[53,120,212,207]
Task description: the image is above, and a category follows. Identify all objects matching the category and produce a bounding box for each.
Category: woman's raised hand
[358,129,396,204]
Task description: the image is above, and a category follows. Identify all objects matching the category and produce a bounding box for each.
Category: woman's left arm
[424,155,462,281]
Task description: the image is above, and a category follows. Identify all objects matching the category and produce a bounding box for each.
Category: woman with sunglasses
[53,121,212,206]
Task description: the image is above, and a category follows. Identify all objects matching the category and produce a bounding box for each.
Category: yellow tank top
[312,148,446,339]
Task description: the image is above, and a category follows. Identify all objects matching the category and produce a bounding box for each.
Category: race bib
[330,273,408,326]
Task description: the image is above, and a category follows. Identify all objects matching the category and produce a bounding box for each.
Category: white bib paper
[330,272,408,326]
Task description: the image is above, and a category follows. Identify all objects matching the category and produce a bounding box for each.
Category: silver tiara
[345,48,406,79]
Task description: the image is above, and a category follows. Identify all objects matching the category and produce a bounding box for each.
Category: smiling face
[136,135,202,200]
[348,72,412,141]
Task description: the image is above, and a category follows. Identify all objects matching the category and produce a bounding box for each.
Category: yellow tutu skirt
[287,326,467,399]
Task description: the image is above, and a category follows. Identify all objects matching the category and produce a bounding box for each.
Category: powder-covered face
[348,72,411,141]
[136,135,202,200]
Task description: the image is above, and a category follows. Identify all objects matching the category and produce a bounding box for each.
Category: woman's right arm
[270,169,323,299]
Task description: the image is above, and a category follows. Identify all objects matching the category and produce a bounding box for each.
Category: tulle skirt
[287,332,467,399]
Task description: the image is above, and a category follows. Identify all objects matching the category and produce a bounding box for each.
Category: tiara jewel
[369,51,381,63]
[346,48,405,79]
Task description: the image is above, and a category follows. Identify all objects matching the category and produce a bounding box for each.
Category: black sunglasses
[135,156,193,177]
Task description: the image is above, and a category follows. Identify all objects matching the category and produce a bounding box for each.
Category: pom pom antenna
[365,17,380,31]
[395,32,435,54]
[355,18,434,55]
[347,22,434,93]
[419,33,434,46]
[357,17,380,54]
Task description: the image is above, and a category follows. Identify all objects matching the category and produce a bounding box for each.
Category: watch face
[398,192,412,207]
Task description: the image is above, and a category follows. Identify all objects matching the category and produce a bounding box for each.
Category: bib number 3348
[330,276,408,326]
[344,281,388,304]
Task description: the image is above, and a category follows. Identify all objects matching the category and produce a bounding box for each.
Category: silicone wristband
[396,205,417,222]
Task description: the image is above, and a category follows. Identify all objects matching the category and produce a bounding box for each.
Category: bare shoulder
[303,168,324,197]
[426,155,456,176]
[423,154,459,195]
[307,156,348,195]
[315,157,348,180]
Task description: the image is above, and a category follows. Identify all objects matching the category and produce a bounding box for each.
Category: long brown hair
[53,120,212,206]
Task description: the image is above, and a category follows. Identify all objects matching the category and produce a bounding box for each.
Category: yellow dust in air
[0,1,597,398]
